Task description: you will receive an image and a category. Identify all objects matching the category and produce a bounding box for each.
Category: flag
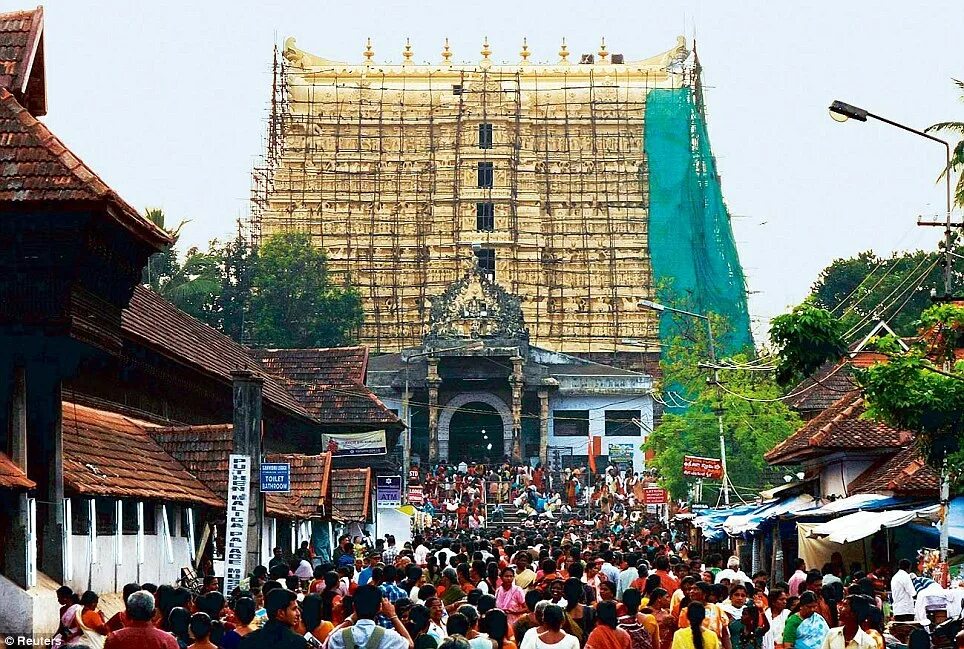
[588,434,598,473]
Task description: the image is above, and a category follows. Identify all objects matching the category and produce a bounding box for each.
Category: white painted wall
[0,571,73,636]
[817,457,876,499]
[547,393,653,474]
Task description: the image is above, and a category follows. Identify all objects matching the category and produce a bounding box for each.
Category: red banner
[643,488,668,505]
[407,485,423,506]
[682,455,724,479]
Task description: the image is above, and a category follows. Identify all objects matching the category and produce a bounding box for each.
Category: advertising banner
[643,487,668,505]
[407,485,424,506]
[682,455,724,479]
[323,430,387,457]
[223,454,250,597]
[377,475,402,507]
[608,443,635,467]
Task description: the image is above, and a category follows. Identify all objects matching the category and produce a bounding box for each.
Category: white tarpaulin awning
[801,493,893,516]
[808,505,939,544]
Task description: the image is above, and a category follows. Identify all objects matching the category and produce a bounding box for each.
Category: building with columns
[367,262,653,472]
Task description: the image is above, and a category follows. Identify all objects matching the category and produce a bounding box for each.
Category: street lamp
[638,299,735,506]
[828,99,954,295]
[829,99,956,563]
[401,340,485,489]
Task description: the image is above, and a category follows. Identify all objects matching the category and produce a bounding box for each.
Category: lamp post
[828,100,954,296]
[638,299,736,506]
[829,100,957,563]
[401,341,485,491]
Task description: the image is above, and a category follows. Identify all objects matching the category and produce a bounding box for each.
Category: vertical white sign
[223,454,251,597]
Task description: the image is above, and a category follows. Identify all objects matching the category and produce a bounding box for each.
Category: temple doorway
[447,403,504,464]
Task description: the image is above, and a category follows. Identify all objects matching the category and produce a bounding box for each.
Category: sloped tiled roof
[0,451,33,489]
[785,360,858,413]
[0,89,169,248]
[0,7,45,114]
[765,391,913,464]
[150,424,234,497]
[330,468,371,522]
[123,287,314,422]
[848,444,940,496]
[62,402,222,507]
[264,453,332,519]
[251,348,401,428]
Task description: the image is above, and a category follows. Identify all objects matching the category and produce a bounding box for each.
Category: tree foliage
[857,303,964,471]
[646,310,801,503]
[926,78,964,209]
[250,232,363,348]
[769,300,847,386]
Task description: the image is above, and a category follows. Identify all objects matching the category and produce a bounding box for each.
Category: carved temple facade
[366,263,654,472]
[252,36,696,368]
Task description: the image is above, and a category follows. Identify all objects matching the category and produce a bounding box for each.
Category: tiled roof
[0,7,44,114]
[765,391,913,464]
[0,88,169,248]
[0,451,33,489]
[848,444,940,496]
[264,453,332,519]
[785,360,858,413]
[123,287,314,422]
[251,348,401,428]
[330,468,371,522]
[150,424,234,497]
[62,402,222,507]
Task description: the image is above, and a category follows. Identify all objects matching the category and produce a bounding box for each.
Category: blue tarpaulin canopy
[692,502,763,543]
[909,497,964,546]
[722,494,816,537]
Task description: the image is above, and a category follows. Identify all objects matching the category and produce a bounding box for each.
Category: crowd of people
[50,511,911,649]
[415,461,656,531]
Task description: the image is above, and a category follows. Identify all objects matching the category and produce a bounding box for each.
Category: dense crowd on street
[49,506,922,649]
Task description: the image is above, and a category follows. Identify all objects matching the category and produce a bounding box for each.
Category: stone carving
[427,262,528,340]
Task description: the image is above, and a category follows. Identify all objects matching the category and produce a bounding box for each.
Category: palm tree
[141,208,189,291]
[926,78,964,208]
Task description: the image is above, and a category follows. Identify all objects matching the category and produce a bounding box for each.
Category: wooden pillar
[538,389,550,465]
[3,363,30,587]
[231,370,264,578]
[427,357,441,462]
[26,365,65,583]
[509,356,524,461]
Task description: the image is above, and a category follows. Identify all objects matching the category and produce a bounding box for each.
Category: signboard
[323,430,387,457]
[683,455,724,479]
[223,454,251,597]
[643,487,668,505]
[377,475,402,508]
[608,444,635,467]
[407,485,424,506]
[260,463,290,493]
[408,468,420,483]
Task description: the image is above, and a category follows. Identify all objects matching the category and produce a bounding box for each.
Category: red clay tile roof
[785,360,858,413]
[123,287,314,423]
[251,348,401,428]
[0,89,169,248]
[264,453,332,519]
[0,451,33,489]
[150,424,234,498]
[765,391,913,465]
[330,468,371,522]
[0,7,45,114]
[62,402,222,507]
[848,444,940,496]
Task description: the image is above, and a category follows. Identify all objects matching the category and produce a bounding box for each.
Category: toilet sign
[260,463,290,493]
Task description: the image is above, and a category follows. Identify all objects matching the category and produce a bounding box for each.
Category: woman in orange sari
[586,601,632,649]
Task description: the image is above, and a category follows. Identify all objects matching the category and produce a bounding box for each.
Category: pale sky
[35,0,964,342]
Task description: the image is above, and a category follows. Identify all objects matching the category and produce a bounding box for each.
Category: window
[553,410,589,437]
[605,410,642,436]
[122,500,139,535]
[477,162,493,189]
[95,497,116,536]
[475,248,495,281]
[70,497,90,536]
[478,123,493,149]
[143,502,157,535]
[476,202,494,231]
[180,506,193,538]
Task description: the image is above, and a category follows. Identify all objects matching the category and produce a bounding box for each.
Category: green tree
[646,310,801,502]
[250,231,362,347]
[926,78,964,209]
[857,303,964,474]
[769,300,847,387]
[217,224,254,344]
[163,246,222,325]
[141,208,186,291]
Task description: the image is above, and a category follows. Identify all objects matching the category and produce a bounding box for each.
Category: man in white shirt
[890,558,917,621]
[819,595,877,649]
[327,585,414,649]
[715,556,751,585]
[600,551,620,586]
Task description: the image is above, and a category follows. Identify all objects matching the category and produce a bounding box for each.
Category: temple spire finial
[363,37,374,63]
[442,37,452,64]
[598,37,608,62]
[481,36,492,63]
[520,37,530,64]
[403,37,413,64]
[558,38,569,64]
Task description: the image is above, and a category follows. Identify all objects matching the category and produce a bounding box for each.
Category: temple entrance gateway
[447,403,505,464]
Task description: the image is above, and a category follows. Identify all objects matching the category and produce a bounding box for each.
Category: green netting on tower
[645,86,753,361]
